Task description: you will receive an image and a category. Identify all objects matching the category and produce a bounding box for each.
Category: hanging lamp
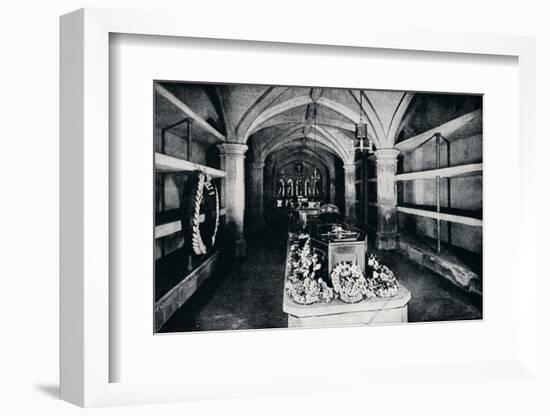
[355,90,373,153]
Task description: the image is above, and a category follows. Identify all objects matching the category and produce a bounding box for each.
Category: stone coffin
[309,222,368,275]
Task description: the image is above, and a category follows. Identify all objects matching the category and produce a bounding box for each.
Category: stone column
[343,163,356,223]
[248,161,265,233]
[217,142,248,258]
[329,180,336,204]
[375,148,400,250]
[328,166,336,203]
[366,153,377,227]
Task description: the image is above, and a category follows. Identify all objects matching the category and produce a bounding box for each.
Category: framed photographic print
[152,80,484,334]
[60,7,538,408]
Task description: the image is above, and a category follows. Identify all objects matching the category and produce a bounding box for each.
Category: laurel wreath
[186,171,220,256]
[211,181,220,247]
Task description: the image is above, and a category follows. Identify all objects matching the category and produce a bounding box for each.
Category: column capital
[375,148,400,160]
[342,163,356,173]
[249,161,265,170]
[217,142,248,157]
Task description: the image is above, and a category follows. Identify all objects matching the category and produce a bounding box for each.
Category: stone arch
[238,94,381,149]
[261,134,345,165]
[267,146,335,179]
[234,86,289,141]
[264,140,339,190]
[202,85,232,138]
[386,92,415,147]
[239,94,311,141]
[255,119,356,135]
[258,124,352,164]
[324,93,385,146]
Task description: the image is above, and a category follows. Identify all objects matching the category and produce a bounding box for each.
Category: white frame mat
[60,8,537,407]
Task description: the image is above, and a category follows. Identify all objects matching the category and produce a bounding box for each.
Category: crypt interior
[154,82,482,332]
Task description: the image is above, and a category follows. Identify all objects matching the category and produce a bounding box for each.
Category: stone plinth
[284,284,411,328]
[283,234,410,328]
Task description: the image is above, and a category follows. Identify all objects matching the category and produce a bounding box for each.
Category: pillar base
[376,232,399,250]
[234,238,247,259]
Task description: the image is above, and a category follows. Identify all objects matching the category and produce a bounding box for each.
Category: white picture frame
[60,7,538,407]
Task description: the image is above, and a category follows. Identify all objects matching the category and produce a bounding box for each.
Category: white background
[1,0,549,415]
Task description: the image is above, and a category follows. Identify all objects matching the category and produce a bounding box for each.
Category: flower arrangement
[286,239,399,305]
[330,262,373,303]
[365,254,399,298]
[330,255,399,303]
[285,239,334,305]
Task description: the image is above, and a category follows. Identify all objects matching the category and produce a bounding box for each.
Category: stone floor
[160,232,482,333]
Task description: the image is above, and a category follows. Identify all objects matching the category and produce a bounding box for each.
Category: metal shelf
[396,163,482,181]
[155,208,227,240]
[155,152,226,178]
[397,206,482,227]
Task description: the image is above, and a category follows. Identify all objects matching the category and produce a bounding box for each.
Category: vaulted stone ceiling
[156,82,416,164]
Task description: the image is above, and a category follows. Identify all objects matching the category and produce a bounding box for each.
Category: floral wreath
[365,254,399,298]
[330,262,372,303]
[183,171,219,255]
[330,255,399,303]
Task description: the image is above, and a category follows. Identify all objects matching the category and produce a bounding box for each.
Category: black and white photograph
[153,82,483,333]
